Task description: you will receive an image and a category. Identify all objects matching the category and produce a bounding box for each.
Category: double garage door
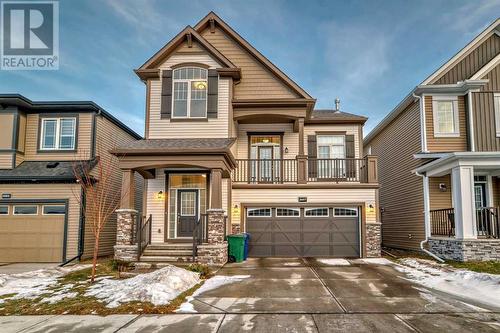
[0,203,66,262]
[246,206,360,258]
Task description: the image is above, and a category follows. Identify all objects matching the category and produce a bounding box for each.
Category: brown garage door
[0,203,66,262]
[246,206,360,258]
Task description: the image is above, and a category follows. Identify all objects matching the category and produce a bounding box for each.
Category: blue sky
[2,0,500,136]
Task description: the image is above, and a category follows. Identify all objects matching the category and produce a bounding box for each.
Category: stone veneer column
[366,223,382,257]
[197,208,228,266]
[114,208,138,262]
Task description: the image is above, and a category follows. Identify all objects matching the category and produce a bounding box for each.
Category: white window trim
[40,118,76,150]
[494,93,500,138]
[316,135,346,159]
[171,67,208,119]
[13,205,38,215]
[275,207,300,218]
[42,205,66,215]
[247,208,271,217]
[0,205,9,215]
[333,207,359,217]
[432,96,460,137]
[304,207,329,217]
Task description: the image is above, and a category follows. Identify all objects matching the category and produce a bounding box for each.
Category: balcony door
[317,135,346,179]
[249,135,281,183]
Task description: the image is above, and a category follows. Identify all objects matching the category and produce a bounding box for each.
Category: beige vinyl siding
[493,177,500,207]
[429,175,452,210]
[434,33,500,84]
[425,95,467,152]
[147,169,166,244]
[148,77,230,139]
[201,27,298,99]
[304,124,362,158]
[159,53,221,70]
[83,116,143,258]
[17,113,26,153]
[174,40,206,54]
[0,113,14,149]
[236,123,298,159]
[0,183,81,259]
[366,101,424,250]
[15,152,24,167]
[232,188,378,225]
[24,113,93,161]
[472,63,500,151]
[0,153,13,169]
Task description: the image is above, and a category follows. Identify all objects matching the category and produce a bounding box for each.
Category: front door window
[249,135,281,183]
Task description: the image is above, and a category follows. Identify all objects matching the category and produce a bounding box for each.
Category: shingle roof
[111,138,236,155]
[0,160,97,181]
[309,110,367,123]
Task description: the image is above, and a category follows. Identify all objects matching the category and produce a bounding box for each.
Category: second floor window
[433,97,459,137]
[317,135,345,159]
[172,67,207,118]
[41,118,76,150]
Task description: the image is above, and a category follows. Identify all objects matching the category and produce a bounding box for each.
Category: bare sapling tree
[72,145,129,282]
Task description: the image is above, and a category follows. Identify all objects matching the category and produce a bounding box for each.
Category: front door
[475,182,488,235]
[177,189,198,237]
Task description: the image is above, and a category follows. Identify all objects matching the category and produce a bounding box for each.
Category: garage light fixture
[156,191,165,200]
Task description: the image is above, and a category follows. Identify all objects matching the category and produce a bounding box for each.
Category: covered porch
[416,152,500,261]
[110,138,237,266]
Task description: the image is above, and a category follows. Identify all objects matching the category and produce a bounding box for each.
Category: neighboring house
[0,94,142,263]
[364,19,500,261]
[112,12,380,265]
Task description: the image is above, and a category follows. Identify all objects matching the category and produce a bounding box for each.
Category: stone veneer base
[197,243,228,266]
[366,223,382,257]
[114,245,138,262]
[428,237,500,262]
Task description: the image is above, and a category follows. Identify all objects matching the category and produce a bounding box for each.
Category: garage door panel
[0,206,65,263]
[247,206,360,258]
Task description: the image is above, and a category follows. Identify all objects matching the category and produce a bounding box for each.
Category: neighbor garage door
[0,203,66,262]
[246,206,360,257]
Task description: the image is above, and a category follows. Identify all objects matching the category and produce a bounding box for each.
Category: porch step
[146,243,193,251]
[142,249,193,257]
[139,255,195,263]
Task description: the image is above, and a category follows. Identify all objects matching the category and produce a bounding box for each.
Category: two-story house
[364,18,500,261]
[0,94,142,263]
[112,12,380,265]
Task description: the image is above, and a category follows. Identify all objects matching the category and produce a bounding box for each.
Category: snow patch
[317,259,350,266]
[0,265,90,302]
[395,258,500,308]
[85,265,200,308]
[176,275,250,313]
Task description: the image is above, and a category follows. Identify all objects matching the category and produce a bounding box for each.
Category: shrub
[187,263,211,279]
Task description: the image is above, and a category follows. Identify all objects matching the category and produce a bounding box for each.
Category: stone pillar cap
[116,209,138,213]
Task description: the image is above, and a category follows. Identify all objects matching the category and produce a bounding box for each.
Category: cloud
[441,0,500,36]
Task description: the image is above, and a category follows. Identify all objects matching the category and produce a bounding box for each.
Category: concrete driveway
[1,258,499,332]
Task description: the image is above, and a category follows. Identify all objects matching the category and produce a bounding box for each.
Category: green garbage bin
[227,234,246,263]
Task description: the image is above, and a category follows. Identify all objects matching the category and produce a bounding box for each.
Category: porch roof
[307,110,367,124]
[111,138,236,155]
[415,152,500,177]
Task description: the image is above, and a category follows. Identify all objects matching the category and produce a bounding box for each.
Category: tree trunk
[90,230,101,283]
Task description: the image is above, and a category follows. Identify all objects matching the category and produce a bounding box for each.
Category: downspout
[413,93,427,152]
[415,171,444,262]
[60,187,86,267]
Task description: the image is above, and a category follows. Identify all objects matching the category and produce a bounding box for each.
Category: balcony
[232,156,377,184]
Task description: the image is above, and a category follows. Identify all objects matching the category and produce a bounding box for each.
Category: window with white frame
[305,208,329,217]
[317,135,345,178]
[276,208,300,217]
[247,208,271,217]
[42,205,66,215]
[432,97,459,137]
[172,67,208,118]
[13,205,38,215]
[0,205,8,215]
[40,118,76,150]
[495,93,500,137]
[334,208,358,217]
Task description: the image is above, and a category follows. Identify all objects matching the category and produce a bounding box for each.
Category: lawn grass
[0,259,206,315]
[444,260,500,275]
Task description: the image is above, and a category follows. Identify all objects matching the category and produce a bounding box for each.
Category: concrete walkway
[1,258,499,332]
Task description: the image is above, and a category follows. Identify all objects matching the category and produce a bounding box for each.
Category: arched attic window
[172,67,208,118]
